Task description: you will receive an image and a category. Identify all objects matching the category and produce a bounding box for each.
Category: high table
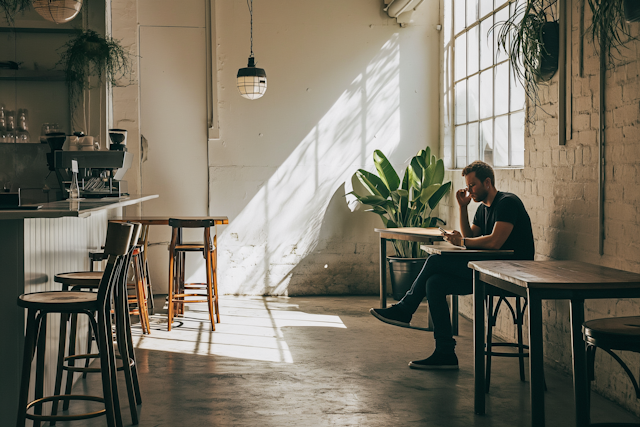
[375,227,443,309]
[469,260,640,427]
[420,243,514,335]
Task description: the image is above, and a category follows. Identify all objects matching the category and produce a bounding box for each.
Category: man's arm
[456,188,482,238]
[461,221,513,250]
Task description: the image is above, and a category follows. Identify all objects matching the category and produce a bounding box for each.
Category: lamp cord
[247,0,254,57]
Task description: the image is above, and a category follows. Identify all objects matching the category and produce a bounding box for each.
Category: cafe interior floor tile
[54,296,640,426]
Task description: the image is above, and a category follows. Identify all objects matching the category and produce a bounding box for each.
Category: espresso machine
[54,151,133,199]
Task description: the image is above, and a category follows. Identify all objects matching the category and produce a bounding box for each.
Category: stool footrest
[27,395,106,421]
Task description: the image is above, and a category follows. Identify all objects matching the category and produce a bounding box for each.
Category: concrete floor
[54,296,640,427]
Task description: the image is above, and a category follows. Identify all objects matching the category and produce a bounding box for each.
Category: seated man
[370,160,534,370]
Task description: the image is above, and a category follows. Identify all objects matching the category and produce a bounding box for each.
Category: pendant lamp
[237,0,267,100]
[33,0,83,24]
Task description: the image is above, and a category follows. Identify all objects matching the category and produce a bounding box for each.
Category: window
[444,0,525,169]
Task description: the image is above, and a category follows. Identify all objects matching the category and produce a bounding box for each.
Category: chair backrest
[168,218,216,228]
[97,222,134,304]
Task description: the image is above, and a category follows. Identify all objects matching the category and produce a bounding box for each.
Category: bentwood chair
[16,222,134,427]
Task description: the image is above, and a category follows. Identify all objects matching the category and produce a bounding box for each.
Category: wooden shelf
[0,27,77,34]
[0,69,65,81]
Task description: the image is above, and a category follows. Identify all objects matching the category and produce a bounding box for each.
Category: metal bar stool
[167,218,220,331]
[50,223,144,425]
[16,222,134,427]
[584,316,640,426]
[485,291,531,392]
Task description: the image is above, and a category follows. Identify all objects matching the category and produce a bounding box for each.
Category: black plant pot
[388,257,427,301]
[624,0,640,22]
[537,21,559,82]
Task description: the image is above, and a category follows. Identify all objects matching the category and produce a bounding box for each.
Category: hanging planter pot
[537,21,559,82]
[623,0,640,22]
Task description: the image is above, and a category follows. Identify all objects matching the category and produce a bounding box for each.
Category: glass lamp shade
[237,57,267,100]
[33,0,83,24]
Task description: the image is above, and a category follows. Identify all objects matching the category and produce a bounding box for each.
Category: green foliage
[57,30,131,126]
[586,0,635,67]
[349,147,452,258]
[493,0,558,118]
[0,0,31,25]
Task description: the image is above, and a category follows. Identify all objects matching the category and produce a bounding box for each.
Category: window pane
[455,80,467,124]
[494,62,509,116]
[494,115,509,167]
[494,7,509,64]
[479,69,493,119]
[468,122,479,162]
[510,112,525,166]
[468,74,479,122]
[455,125,467,168]
[467,25,479,75]
[454,0,466,34]
[495,0,508,8]
[454,34,466,81]
[480,119,494,165]
[444,0,452,45]
[467,0,477,26]
[480,17,493,70]
[480,0,493,17]
[510,64,525,111]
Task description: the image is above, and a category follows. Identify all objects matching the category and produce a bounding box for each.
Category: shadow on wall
[214,35,403,296]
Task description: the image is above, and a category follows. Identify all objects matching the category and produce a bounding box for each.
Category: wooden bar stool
[50,223,144,425]
[167,218,220,331]
[16,222,134,427]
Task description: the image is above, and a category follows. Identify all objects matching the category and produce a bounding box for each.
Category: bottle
[17,112,30,143]
[0,108,6,143]
[69,159,80,199]
[6,113,15,143]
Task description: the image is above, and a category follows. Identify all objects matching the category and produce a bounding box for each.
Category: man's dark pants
[396,254,472,354]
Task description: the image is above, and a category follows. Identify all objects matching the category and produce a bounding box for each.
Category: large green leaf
[401,167,410,191]
[373,150,400,191]
[358,194,388,206]
[408,157,423,191]
[428,181,452,209]
[432,159,445,185]
[396,189,409,224]
[423,162,436,187]
[419,184,441,205]
[356,169,389,198]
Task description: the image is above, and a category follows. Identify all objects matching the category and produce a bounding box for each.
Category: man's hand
[443,229,463,247]
[456,188,471,208]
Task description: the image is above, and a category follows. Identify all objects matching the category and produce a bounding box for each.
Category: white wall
[111,0,441,296]
[210,0,441,295]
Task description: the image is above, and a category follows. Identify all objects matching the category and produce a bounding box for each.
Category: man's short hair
[462,161,495,186]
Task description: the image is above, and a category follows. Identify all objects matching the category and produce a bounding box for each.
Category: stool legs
[168,227,178,331]
[516,297,526,382]
[62,313,79,410]
[16,309,38,427]
[205,228,216,331]
[485,296,495,393]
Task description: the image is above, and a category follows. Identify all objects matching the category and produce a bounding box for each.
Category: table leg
[380,237,387,308]
[570,299,589,427]
[473,270,486,415]
[527,291,545,427]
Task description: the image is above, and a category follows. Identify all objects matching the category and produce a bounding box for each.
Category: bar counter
[0,194,158,422]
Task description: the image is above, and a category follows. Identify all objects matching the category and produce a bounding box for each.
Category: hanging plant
[493,0,559,118]
[0,0,31,24]
[57,29,131,132]
[586,0,635,67]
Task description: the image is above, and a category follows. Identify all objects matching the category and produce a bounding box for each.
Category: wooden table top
[375,227,445,242]
[110,216,229,225]
[468,260,640,290]
[421,243,514,256]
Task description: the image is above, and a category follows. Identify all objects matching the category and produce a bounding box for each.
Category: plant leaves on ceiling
[0,0,31,25]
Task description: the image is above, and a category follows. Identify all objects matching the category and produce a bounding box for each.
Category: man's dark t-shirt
[472,191,535,260]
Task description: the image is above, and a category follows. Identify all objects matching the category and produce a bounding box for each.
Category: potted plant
[493,0,559,114]
[587,0,635,66]
[0,0,31,24]
[57,29,130,136]
[349,147,452,300]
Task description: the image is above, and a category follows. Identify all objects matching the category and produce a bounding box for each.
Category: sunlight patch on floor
[131,297,346,363]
